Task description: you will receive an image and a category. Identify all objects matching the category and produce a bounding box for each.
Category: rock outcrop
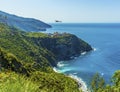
[31,33,92,61]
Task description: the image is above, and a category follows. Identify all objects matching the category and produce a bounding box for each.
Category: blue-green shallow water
[46,23,120,85]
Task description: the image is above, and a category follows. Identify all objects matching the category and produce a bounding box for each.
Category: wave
[68,74,89,92]
[54,61,73,73]
[59,68,73,73]
[73,72,77,75]
[53,67,59,72]
[57,61,69,68]
[53,67,89,92]
[53,67,73,73]
[81,47,97,56]
[81,52,87,55]
[57,61,65,67]
[93,47,97,51]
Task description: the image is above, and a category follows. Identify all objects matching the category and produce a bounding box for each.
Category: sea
[46,23,120,86]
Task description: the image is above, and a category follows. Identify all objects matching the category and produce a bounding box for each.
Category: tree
[90,73,105,92]
[112,70,120,86]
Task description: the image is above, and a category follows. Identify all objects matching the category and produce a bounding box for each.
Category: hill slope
[0,11,51,32]
[0,23,92,67]
[0,23,92,92]
[0,48,80,92]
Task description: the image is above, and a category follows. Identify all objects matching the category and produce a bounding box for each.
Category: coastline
[53,67,89,92]
[52,48,97,92]
[68,74,89,92]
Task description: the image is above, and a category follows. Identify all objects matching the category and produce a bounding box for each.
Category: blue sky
[0,0,120,23]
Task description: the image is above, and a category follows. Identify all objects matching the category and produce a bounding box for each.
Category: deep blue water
[46,23,120,85]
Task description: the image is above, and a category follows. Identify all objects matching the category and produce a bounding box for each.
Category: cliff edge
[28,32,92,62]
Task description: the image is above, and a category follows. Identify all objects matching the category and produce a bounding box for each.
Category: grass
[0,72,39,92]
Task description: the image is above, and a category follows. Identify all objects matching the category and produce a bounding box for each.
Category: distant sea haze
[47,23,120,84]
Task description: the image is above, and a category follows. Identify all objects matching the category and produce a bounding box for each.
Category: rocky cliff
[29,32,92,61]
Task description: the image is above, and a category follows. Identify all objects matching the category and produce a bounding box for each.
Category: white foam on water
[53,63,89,92]
[57,62,64,67]
[53,61,73,73]
[101,73,104,76]
[73,72,77,75]
[53,67,59,72]
[53,67,74,73]
[93,47,97,51]
[59,68,73,73]
[53,67,90,92]
[81,52,87,55]
[57,61,68,67]
[69,74,89,92]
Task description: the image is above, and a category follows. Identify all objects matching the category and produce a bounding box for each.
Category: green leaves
[0,48,28,74]
[0,23,81,92]
[0,72,39,92]
[90,71,120,92]
[112,70,120,86]
[90,73,105,92]
[30,71,80,92]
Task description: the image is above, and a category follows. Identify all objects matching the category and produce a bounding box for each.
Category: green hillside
[0,23,81,92]
[0,23,120,92]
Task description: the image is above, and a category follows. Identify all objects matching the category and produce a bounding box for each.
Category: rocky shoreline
[68,74,89,92]
[53,67,89,92]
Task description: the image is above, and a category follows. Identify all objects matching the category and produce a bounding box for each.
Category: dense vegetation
[0,72,39,92]
[0,10,51,32]
[0,47,28,74]
[27,32,92,61]
[0,23,82,92]
[0,23,56,70]
[0,46,79,92]
[0,23,120,92]
[90,71,120,92]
